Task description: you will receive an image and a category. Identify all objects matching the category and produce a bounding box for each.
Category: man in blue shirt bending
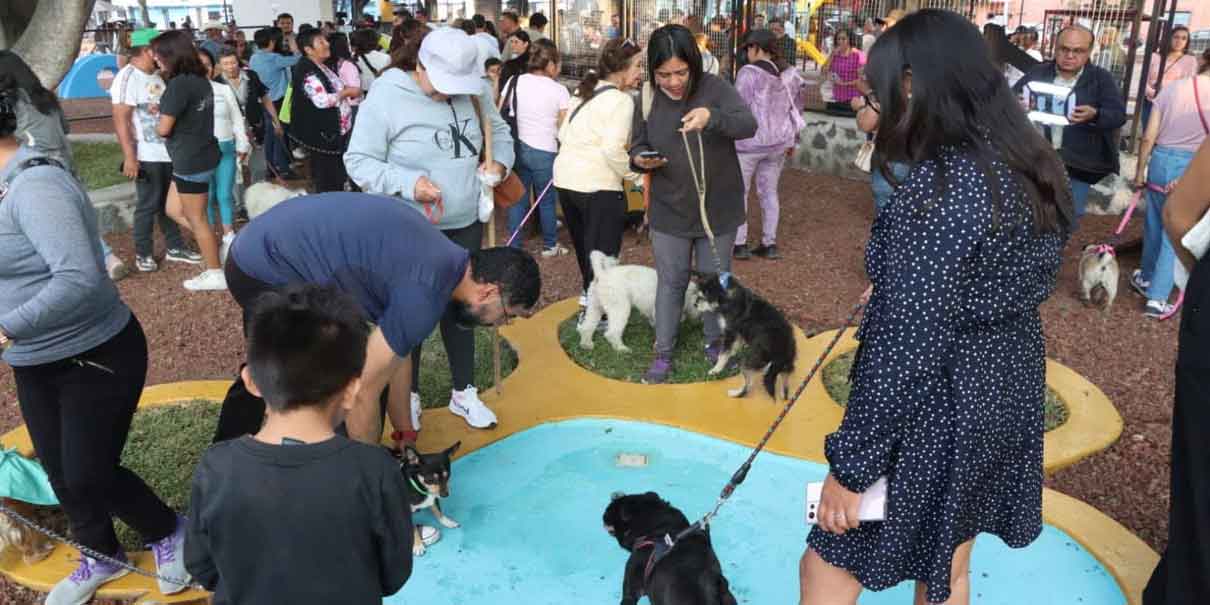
[214,192,541,447]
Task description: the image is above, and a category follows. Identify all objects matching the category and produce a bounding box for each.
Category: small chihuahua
[400,442,461,556]
[0,499,54,565]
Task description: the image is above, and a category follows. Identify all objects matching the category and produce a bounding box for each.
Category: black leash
[671,301,866,542]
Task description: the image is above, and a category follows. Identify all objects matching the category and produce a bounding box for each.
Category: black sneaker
[751,244,781,260]
[732,245,752,260]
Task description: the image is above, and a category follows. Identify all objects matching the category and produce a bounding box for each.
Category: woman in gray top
[0,88,191,605]
[0,50,129,280]
[628,25,757,384]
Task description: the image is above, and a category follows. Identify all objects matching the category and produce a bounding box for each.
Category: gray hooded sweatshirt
[344,67,515,231]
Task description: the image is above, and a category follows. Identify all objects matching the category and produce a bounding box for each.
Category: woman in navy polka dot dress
[799,11,1075,604]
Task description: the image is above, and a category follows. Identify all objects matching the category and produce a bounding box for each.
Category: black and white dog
[603,492,738,605]
[399,442,461,556]
[693,272,796,402]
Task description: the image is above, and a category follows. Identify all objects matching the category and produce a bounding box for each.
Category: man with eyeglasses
[210,192,541,447]
[1014,25,1126,227]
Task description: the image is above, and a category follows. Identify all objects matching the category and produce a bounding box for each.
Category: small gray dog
[1078,243,1119,310]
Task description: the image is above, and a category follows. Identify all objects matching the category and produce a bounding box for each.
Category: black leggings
[559,188,627,293]
[309,149,347,193]
[212,257,387,442]
[411,221,483,394]
[12,317,176,556]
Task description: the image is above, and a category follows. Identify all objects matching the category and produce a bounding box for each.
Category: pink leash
[504,179,555,247]
[1120,182,1184,320]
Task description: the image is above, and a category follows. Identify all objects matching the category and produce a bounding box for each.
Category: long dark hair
[576,38,641,101]
[868,9,1072,234]
[350,28,380,56]
[325,32,353,71]
[647,25,704,99]
[153,30,208,79]
[0,50,62,116]
[1161,25,1191,56]
[390,26,429,71]
[744,33,790,72]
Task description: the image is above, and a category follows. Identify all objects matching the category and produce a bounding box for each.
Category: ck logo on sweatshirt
[435,118,479,159]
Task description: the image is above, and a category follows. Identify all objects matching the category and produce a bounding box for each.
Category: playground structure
[0,298,1155,604]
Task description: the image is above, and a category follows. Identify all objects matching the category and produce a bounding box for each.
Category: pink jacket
[734,61,806,155]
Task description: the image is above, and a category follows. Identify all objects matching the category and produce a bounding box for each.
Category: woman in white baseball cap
[345,27,517,432]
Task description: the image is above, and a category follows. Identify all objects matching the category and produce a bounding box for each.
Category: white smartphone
[805,476,889,525]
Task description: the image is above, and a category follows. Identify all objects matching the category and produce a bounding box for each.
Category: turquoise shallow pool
[385,419,1124,605]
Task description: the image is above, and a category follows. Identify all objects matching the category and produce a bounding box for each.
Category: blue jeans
[262,108,290,175]
[207,140,237,227]
[1141,146,1195,303]
[509,142,558,249]
[1070,177,1092,228]
[870,161,912,214]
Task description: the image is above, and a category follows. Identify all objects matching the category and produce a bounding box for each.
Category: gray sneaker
[149,516,192,595]
[45,554,130,605]
[165,248,203,265]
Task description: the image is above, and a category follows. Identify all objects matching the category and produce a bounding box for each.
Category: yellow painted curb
[0,303,1147,603]
[809,331,1125,475]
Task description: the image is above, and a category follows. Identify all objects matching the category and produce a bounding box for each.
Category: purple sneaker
[149,516,192,595]
[642,356,673,384]
[45,554,130,605]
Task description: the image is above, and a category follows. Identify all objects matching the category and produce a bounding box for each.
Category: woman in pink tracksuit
[732,29,805,260]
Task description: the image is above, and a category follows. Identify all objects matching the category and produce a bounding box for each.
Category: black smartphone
[116,161,147,180]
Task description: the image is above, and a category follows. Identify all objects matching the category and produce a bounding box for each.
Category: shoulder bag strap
[359,53,381,78]
[1194,76,1210,136]
[567,85,618,125]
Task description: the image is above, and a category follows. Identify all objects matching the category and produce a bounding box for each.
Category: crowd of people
[0,5,1208,605]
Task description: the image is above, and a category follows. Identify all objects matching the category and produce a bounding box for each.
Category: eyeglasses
[1056,45,1090,56]
[621,38,637,48]
[497,298,514,326]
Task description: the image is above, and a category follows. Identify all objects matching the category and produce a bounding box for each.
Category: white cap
[202,21,225,31]
[418,28,482,95]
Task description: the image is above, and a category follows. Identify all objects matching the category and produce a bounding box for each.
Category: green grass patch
[70,141,127,191]
[557,313,737,383]
[415,328,517,407]
[822,350,1069,432]
[115,399,219,551]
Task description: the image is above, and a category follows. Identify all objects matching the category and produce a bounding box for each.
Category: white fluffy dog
[245,181,307,220]
[578,251,702,352]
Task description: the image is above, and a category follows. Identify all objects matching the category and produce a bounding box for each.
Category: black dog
[603,492,738,605]
[398,442,461,556]
[692,272,796,401]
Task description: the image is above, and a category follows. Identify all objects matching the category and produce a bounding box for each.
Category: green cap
[130,28,159,48]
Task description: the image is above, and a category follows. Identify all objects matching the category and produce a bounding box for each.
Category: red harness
[632,534,676,596]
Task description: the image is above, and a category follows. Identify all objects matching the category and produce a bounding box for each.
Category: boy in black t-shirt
[184,285,414,604]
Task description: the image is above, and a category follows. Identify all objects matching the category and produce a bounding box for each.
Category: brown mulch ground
[0,100,1175,602]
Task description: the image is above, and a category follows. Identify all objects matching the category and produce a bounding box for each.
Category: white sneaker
[541,244,568,258]
[183,269,228,291]
[219,232,235,266]
[448,385,497,429]
[292,148,307,160]
[45,555,130,605]
[105,254,129,282]
[411,391,422,431]
[419,524,440,546]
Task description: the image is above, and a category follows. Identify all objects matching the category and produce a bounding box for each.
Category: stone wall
[789,111,1140,216]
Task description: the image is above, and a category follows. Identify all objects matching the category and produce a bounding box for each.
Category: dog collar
[1091,244,1116,257]
[408,475,433,497]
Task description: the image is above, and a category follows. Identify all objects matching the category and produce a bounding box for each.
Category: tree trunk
[12,0,99,90]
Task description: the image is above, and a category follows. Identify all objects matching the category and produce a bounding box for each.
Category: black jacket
[290,58,344,152]
[629,74,758,238]
[1013,61,1126,182]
